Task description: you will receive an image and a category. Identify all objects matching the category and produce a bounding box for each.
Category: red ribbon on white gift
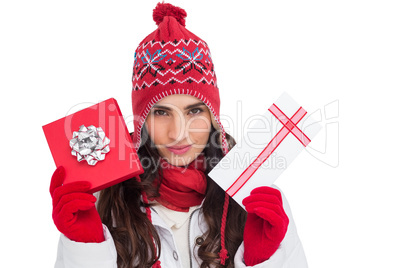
[226,104,311,197]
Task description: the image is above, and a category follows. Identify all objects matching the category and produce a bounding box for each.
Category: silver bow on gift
[69,125,110,166]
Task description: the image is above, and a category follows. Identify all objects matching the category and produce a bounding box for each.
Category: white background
[1,0,401,267]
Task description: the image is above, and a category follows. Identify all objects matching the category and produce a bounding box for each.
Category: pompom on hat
[131,2,231,266]
[131,2,228,155]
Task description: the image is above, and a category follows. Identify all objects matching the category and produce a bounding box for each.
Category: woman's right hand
[49,166,105,243]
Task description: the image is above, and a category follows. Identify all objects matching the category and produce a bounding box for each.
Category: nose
[167,113,188,142]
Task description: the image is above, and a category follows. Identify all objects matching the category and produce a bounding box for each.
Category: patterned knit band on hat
[131,2,228,156]
[131,2,231,266]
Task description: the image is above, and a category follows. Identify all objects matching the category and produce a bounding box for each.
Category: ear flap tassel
[219,193,230,265]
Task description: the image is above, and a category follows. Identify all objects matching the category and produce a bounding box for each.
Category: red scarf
[155,154,207,212]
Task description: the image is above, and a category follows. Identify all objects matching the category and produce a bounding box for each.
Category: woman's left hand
[242,186,289,266]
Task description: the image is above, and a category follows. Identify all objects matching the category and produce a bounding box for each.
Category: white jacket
[54,186,308,268]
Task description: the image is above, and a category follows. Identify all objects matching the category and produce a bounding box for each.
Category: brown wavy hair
[97,125,247,267]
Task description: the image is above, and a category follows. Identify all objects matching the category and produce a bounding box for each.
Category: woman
[50,3,308,267]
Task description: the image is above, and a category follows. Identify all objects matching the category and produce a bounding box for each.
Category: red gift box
[43,98,144,193]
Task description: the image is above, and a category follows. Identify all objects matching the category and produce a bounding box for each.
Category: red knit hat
[131,2,228,156]
[132,2,231,266]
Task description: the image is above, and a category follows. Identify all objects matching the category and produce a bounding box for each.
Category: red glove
[49,166,104,243]
[242,186,289,266]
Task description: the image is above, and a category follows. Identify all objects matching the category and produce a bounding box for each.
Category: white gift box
[208,92,322,209]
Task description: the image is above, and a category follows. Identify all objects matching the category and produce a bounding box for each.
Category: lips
[167,144,191,155]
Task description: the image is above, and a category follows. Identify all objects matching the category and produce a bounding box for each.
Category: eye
[153,109,168,116]
[189,108,204,115]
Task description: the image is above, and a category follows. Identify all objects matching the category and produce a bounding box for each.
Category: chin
[170,157,193,167]
[164,153,197,167]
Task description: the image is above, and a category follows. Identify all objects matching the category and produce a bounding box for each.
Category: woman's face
[145,94,212,166]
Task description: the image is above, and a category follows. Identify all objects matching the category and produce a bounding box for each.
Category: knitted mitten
[242,186,289,266]
[49,166,104,243]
